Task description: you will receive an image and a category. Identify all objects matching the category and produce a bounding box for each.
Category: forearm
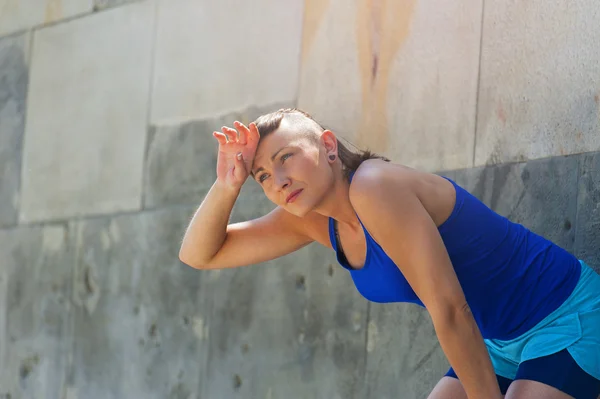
[179,180,241,267]
[433,306,502,399]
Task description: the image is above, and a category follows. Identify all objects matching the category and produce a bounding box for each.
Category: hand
[212,121,260,190]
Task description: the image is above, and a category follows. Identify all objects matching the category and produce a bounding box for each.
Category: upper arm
[201,206,315,269]
[348,165,467,318]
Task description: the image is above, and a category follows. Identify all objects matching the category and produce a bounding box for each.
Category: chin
[285,205,308,217]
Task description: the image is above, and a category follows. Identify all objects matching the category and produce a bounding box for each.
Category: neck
[314,168,361,230]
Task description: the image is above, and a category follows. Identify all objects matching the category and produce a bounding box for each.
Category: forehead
[254,122,315,164]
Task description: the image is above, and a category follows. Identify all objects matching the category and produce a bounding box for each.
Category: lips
[286,189,303,203]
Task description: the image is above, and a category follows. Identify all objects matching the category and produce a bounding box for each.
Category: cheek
[295,152,321,176]
[260,183,276,201]
[260,180,286,204]
[262,191,280,206]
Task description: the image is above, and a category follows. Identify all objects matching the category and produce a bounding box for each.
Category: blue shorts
[446,260,600,398]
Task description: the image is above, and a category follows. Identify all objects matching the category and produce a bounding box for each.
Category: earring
[329,154,336,161]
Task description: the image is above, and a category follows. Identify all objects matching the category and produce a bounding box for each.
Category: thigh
[430,369,512,398]
[427,377,468,399]
[507,349,600,399]
[505,380,574,399]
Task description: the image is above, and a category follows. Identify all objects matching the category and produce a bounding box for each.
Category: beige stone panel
[386,0,482,172]
[151,0,304,123]
[0,0,93,37]
[297,0,363,138]
[298,0,482,172]
[475,0,600,166]
[20,1,155,222]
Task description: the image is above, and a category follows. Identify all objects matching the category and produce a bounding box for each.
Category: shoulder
[347,159,441,230]
[348,159,416,205]
[348,160,457,230]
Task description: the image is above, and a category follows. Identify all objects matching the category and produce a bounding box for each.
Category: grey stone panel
[67,206,209,398]
[0,224,74,399]
[453,155,579,252]
[201,244,368,399]
[575,153,600,272]
[447,165,487,199]
[361,303,448,399]
[0,34,28,227]
[144,120,219,209]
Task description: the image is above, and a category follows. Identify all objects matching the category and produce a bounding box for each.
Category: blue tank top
[328,175,581,340]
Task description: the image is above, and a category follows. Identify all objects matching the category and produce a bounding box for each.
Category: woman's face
[251,119,336,217]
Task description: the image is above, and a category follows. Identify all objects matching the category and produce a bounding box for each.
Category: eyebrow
[252,146,290,177]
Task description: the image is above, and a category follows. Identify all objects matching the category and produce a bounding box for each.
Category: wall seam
[362,301,371,399]
[472,0,486,168]
[140,0,160,210]
[573,154,583,256]
[293,0,308,108]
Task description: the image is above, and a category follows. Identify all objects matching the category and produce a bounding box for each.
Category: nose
[274,172,291,192]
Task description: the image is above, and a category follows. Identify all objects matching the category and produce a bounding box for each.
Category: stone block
[0,0,92,37]
[476,0,600,166]
[68,206,208,398]
[453,155,580,252]
[360,303,448,399]
[20,2,155,223]
[298,0,483,172]
[575,152,600,271]
[201,244,368,399]
[296,0,362,138]
[151,0,304,123]
[144,120,219,209]
[0,34,28,227]
[0,224,74,399]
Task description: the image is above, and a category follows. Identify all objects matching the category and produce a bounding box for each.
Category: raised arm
[178,121,314,270]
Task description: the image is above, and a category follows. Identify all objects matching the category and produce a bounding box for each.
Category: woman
[179,108,600,399]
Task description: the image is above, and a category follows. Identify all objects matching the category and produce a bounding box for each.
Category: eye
[281,153,292,162]
[258,173,269,183]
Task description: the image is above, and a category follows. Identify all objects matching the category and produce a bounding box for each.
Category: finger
[233,151,246,179]
[234,121,249,145]
[248,122,260,142]
[213,131,227,145]
[221,126,237,142]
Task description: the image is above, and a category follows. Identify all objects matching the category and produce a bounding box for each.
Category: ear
[320,130,338,161]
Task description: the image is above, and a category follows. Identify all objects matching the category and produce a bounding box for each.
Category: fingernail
[237,152,242,160]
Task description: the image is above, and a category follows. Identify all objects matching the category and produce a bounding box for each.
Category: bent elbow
[178,251,208,270]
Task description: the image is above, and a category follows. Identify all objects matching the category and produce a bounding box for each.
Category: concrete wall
[0,1,598,398]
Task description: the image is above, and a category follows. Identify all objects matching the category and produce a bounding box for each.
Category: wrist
[213,179,243,196]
